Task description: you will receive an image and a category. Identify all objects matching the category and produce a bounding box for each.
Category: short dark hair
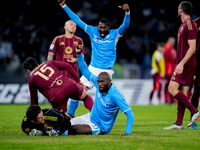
[23,57,38,71]
[179,1,193,15]
[26,105,41,121]
[98,18,110,27]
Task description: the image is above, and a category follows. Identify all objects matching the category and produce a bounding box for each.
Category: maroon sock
[175,102,185,125]
[83,95,94,111]
[174,92,196,114]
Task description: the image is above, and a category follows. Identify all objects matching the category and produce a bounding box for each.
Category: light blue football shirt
[90,83,131,134]
[77,54,132,134]
[62,5,130,69]
[85,26,120,69]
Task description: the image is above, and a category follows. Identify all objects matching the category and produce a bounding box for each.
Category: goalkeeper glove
[48,129,59,136]
[44,126,53,134]
[29,129,43,136]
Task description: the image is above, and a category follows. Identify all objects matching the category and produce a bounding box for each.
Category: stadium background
[0,0,199,104]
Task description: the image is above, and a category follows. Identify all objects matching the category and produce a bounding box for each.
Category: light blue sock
[60,130,68,136]
[67,99,79,115]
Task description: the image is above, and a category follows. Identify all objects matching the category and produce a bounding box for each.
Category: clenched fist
[58,0,65,6]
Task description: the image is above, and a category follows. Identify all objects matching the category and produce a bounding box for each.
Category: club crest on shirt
[98,92,100,98]
[73,41,78,45]
[65,47,72,54]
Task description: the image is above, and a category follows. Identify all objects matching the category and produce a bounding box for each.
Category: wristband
[61,4,66,8]
[126,11,130,15]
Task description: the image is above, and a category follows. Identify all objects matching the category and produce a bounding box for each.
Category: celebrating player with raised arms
[58,0,130,116]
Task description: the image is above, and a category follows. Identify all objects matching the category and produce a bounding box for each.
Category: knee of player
[80,90,88,100]
[168,84,176,96]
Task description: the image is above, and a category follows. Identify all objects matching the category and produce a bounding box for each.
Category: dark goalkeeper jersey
[21,108,71,135]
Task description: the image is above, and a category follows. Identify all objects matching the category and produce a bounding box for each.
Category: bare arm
[117,3,130,35]
[47,52,54,61]
[67,54,84,63]
[175,39,196,75]
[58,0,87,30]
[53,61,80,83]
[29,83,38,105]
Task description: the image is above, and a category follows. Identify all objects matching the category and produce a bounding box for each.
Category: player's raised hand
[75,45,83,54]
[58,0,65,6]
[118,4,130,12]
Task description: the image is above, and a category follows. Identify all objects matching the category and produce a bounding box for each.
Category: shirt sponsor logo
[94,35,111,43]
[98,92,109,107]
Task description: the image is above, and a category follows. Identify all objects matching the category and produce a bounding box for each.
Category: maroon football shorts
[51,81,84,112]
[170,65,196,86]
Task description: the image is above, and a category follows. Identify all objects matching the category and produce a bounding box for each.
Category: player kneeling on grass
[22,57,94,113]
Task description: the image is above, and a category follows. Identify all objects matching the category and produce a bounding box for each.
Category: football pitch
[0,104,199,150]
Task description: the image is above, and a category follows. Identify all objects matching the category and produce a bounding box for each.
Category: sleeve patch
[49,44,54,50]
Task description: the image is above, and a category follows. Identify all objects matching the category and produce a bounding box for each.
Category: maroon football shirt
[48,35,85,77]
[171,18,197,86]
[28,61,80,105]
[176,18,197,66]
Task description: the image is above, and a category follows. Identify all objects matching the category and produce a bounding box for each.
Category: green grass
[0,104,199,150]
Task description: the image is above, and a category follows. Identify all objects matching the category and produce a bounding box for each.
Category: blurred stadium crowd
[0,0,199,82]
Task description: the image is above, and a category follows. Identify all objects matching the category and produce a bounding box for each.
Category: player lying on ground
[22,103,133,136]
[21,105,93,136]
